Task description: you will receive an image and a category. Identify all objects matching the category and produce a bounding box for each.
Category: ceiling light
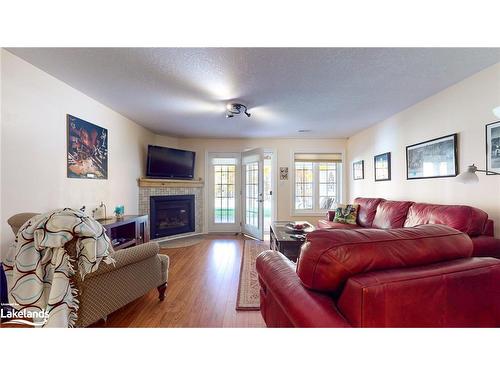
[225,103,251,118]
[298,129,311,133]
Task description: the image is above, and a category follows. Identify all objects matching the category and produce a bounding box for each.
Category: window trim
[291,154,343,216]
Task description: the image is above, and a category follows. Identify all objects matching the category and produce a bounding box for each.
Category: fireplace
[150,195,195,239]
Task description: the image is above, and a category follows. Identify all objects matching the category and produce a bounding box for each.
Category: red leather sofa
[318,197,500,258]
[256,225,500,327]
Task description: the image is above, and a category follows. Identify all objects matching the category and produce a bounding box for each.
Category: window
[293,153,342,214]
[213,158,237,223]
[294,162,314,210]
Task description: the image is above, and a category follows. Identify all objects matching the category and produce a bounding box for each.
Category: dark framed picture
[406,133,458,180]
[353,160,364,180]
[374,152,391,181]
[67,114,108,179]
[486,121,500,175]
[279,167,289,180]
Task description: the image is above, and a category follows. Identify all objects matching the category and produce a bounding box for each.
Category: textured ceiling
[7,48,500,138]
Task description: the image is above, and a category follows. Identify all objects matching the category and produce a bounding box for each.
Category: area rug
[236,240,268,310]
[159,235,204,249]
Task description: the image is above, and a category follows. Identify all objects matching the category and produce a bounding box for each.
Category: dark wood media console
[98,215,149,250]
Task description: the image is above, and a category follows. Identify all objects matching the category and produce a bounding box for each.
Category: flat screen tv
[146,145,196,179]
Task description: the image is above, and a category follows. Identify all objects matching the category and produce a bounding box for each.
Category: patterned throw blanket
[3,208,114,327]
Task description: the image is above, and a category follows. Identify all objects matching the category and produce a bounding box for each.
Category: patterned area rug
[236,240,269,310]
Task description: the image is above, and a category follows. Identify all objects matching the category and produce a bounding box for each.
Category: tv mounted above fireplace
[146,145,196,180]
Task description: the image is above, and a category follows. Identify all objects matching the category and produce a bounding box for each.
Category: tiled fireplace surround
[139,185,204,241]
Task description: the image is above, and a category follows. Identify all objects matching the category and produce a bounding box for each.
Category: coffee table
[269,221,315,262]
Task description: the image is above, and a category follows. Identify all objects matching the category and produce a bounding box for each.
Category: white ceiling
[7,48,500,139]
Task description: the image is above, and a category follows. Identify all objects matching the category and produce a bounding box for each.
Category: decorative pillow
[333,204,360,225]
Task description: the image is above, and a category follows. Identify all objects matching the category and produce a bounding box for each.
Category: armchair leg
[157,283,167,301]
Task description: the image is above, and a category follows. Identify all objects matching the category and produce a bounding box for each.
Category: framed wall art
[486,121,500,175]
[353,160,364,180]
[374,152,391,181]
[406,133,458,180]
[279,167,289,180]
[67,114,108,179]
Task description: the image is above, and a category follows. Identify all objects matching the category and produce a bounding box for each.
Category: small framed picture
[406,133,458,179]
[279,167,289,180]
[374,152,391,181]
[353,160,364,180]
[486,121,500,175]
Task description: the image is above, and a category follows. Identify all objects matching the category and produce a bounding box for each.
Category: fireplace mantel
[138,178,204,188]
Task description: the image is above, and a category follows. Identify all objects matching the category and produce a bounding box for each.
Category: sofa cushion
[404,203,488,237]
[297,224,473,293]
[353,198,384,227]
[316,220,360,230]
[372,200,413,229]
[470,236,500,258]
[7,212,39,235]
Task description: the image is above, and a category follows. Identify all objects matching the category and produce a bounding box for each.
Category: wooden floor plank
[93,235,266,328]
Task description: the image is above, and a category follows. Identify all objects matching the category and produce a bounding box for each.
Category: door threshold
[242,233,263,241]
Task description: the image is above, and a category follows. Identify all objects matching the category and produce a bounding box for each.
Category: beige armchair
[6,213,169,327]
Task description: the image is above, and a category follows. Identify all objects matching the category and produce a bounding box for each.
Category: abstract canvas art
[67,114,108,179]
[406,134,457,180]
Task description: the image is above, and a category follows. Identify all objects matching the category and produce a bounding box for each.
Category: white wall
[347,62,500,236]
[154,136,347,230]
[0,50,154,255]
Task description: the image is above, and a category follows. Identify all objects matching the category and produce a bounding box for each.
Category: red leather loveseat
[256,225,500,327]
[318,198,500,258]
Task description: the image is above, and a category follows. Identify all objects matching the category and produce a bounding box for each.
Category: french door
[241,148,265,240]
[207,149,267,240]
[207,153,241,233]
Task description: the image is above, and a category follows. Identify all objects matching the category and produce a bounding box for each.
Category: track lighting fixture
[225,103,251,118]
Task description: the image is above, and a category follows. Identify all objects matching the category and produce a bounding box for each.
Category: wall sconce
[456,164,500,184]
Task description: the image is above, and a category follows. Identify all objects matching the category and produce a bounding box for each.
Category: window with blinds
[293,153,342,213]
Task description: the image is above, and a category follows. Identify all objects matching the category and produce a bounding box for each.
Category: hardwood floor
[92,234,266,328]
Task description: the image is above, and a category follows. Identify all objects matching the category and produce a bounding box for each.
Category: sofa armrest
[471,235,500,258]
[256,250,351,327]
[85,241,161,279]
[326,210,336,221]
[483,219,494,237]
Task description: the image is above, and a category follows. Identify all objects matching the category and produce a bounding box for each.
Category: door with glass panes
[241,148,265,240]
[207,153,241,232]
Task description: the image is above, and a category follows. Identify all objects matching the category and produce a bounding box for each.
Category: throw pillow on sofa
[333,204,359,225]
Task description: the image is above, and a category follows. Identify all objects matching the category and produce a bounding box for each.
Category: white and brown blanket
[3,208,114,327]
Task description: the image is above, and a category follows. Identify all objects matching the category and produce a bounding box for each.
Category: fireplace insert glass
[150,195,195,239]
